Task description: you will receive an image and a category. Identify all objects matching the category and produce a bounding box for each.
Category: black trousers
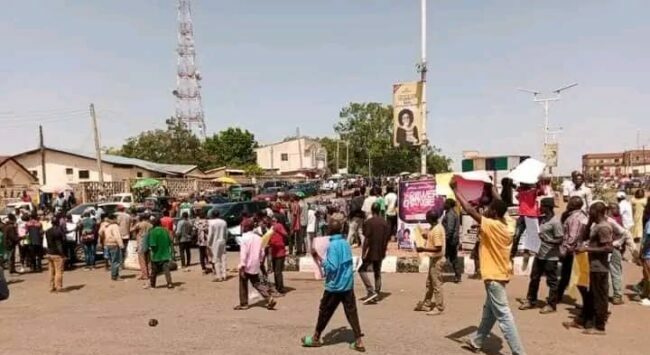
[581,272,609,331]
[63,241,75,269]
[150,261,172,288]
[179,242,192,267]
[289,229,305,255]
[387,215,398,238]
[556,254,574,301]
[198,246,209,271]
[358,260,382,295]
[30,245,43,272]
[7,243,17,273]
[445,241,462,278]
[315,290,363,339]
[272,257,285,293]
[239,273,271,306]
[526,258,559,307]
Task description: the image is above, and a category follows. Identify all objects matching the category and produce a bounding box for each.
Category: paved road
[1,250,647,355]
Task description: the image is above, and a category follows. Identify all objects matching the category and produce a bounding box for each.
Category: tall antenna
[172,0,206,139]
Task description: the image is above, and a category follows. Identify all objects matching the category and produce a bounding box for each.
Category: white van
[109,193,134,209]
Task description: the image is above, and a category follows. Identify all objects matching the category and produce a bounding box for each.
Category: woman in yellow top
[632,189,647,239]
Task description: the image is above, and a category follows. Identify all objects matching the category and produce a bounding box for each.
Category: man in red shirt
[160,211,175,236]
[269,216,288,294]
[289,196,302,255]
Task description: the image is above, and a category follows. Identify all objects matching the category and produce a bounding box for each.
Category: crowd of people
[2,172,650,355]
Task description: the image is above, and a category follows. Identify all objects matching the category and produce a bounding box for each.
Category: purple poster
[397,179,444,249]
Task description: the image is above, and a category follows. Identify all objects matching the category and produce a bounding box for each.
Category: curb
[284,255,533,276]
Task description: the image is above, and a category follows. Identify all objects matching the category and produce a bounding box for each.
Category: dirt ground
[1,250,648,355]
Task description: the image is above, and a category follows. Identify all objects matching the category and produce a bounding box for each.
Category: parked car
[109,193,134,208]
[290,182,318,197]
[0,202,36,221]
[205,201,269,250]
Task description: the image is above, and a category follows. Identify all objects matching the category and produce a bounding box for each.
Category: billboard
[396,179,445,250]
[393,81,423,147]
[543,143,558,168]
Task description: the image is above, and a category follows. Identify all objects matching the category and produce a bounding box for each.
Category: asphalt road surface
[1,250,648,355]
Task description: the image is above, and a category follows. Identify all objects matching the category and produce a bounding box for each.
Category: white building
[255,138,327,175]
[12,146,199,186]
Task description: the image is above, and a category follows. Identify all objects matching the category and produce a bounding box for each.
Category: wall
[256,138,325,173]
[15,150,122,185]
[0,159,37,187]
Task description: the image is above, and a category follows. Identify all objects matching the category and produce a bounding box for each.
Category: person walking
[194,210,210,274]
[348,189,366,247]
[414,209,446,315]
[148,218,174,289]
[2,214,19,274]
[104,215,124,281]
[44,218,66,292]
[359,203,390,304]
[557,197,587,303]
[451,180,526,355]
[25,214,44,273]
[234,220,276,310]
[269,215,288,294]
[115,206,132,262]
[300,218,365,352]
[300,196,309,255]
[207,210,228,282]
[519,198,564,314]
[632,189,647,242]
[175,212,193,270]
[617,192,634,232]
[606,203,635,305]
[132,214,153,280]
[442,199,462,283]
[385,185,398,240]
[79,212,97,270]
[289,196,302,255]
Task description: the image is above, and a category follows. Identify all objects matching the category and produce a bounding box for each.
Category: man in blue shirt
[301,219,365,352]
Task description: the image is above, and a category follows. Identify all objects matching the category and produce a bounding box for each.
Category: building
[0,156,39,188]
[255,138,327,176]
[11,146,199,186]
[582,149,650,178]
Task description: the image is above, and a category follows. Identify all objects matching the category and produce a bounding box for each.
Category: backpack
[80,218,96,244]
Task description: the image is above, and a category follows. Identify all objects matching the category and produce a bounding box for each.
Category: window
[281,153,288,161]
[614,159,619,163]
[137,172,143,178]
[31,170,38,177]
[78,170,90,179]
[65,168,73,175]
[123,196,132,203]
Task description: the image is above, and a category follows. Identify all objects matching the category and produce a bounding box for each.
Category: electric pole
[39,125,46,185]
[418,0,428,176]
[336,140,340,173]
[90,103,104,183]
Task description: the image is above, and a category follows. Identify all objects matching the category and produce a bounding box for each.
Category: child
[414,209,446,315]
[301,218,365,351]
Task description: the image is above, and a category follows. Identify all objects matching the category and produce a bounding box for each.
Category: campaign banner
[393,81,423,147]
[397,179,444,250]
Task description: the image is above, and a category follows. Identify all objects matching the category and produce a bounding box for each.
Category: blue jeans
[107,246,122,280]
[471,281,526,355]
[83,243,96,267]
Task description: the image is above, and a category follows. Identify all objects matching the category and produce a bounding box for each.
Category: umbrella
[215,176,237,184]
[294,191,306,198]
[133,178,160,189]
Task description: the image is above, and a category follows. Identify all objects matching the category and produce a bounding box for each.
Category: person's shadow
[322,327,356,346]
[59,284,85,293]
[446,326,505,355]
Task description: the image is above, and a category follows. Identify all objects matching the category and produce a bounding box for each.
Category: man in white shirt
[617,192,634,231]
[567,173,592,212]
[384,186,398,240]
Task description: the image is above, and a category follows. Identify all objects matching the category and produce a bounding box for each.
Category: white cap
[616,191,626,199]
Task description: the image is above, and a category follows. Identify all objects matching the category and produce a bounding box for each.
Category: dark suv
[204,201,268,250]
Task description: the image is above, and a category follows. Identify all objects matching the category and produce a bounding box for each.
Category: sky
[1,0,649,173]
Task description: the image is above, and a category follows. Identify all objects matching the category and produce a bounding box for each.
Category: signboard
[393,81,423,147]
[543,143,558,168]
[397,179,444,250]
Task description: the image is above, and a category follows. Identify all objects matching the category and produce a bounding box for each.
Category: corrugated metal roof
[15,146,197,176]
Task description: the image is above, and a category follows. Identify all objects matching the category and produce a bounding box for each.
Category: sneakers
[361,293,379,304]
[462,338,481,353]
[640,298,650,307]
[611,296,624,305]
[425,308,444,316]
[539,305,556,314]
[414,301,433,312]
[518,301,535,310]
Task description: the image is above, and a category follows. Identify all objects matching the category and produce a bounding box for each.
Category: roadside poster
[392,81,423,147]
[397,179,444,250]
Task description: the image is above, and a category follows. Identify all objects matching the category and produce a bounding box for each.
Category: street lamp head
[553,83,578,94]
[518,88,541,96]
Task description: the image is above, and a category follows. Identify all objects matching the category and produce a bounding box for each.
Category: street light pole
[418,0,428,176]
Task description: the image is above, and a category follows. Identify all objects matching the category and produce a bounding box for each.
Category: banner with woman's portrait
[392,81,423,147]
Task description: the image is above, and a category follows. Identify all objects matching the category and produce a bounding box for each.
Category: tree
[119,117,209,168]
[203,127,258,169]
[334,102,451,176]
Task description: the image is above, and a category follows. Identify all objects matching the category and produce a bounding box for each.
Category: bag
[81,232,95,244]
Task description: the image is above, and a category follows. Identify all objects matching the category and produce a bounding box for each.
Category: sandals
[233,305,250,310]
[349,341,366,353]
[267,298,277,310]
[301,336,323,348]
